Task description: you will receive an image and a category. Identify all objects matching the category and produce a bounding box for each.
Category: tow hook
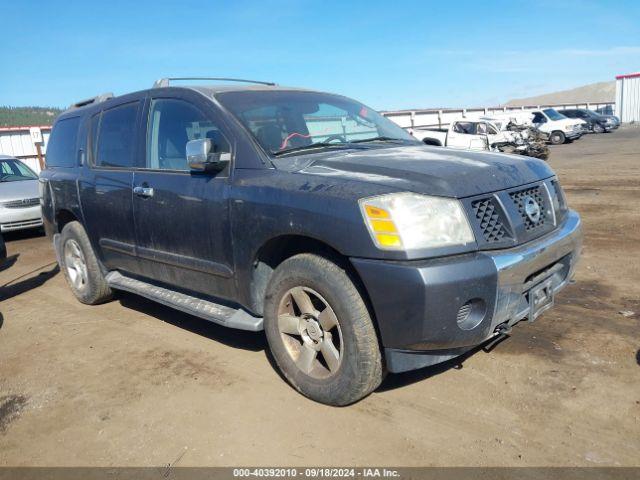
[495,323,512,336]
[482,323,512,353]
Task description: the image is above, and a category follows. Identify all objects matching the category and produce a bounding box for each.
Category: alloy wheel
[277,286,343,379]
[64,239,88,290]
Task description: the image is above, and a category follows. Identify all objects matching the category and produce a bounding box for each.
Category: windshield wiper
[272,142,358,157]
[350,136,408,144]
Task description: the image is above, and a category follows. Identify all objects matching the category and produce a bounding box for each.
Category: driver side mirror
[186,139,228,173]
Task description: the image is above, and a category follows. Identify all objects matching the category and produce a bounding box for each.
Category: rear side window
[46,117,81,168]
[94,102,139,168]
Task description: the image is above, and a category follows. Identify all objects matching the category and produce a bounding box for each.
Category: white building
[0,125,51,174]
[615,72,640,123]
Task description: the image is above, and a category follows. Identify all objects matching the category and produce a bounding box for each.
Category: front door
[132,95,235,300]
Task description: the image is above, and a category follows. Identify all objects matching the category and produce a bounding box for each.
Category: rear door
[132,92,235,300]
[80,99,143,274]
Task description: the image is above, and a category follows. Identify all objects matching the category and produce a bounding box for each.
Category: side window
[46,117,81,168]
[88,113,100,165]
[487,124,498,135]
[453,122,476,134]
[146,99,230,170]
[476,122,488,135]
[94,102,139,168]
[532,113,546,123]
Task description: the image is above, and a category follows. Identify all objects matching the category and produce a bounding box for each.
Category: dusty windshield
[216,90,418,157]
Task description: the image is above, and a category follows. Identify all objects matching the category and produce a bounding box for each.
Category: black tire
[59,221,113,305]
[549,131,565,145]
[594,123,605,133]
[264,254,383,406]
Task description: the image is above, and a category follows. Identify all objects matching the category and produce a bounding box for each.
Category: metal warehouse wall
[616,73,640,123]
[0,127,51,174]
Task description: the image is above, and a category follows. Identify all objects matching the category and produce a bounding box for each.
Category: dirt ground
[1,127,639,467]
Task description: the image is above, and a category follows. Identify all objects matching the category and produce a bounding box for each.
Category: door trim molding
[137,246,233,278]
[98,239,232,278]
[99,238,136,256]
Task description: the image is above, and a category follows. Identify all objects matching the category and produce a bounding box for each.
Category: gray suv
[40,78,582,405]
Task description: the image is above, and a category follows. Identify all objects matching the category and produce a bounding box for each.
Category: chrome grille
[472,198,508,243]
[509,186,547,231]
[2,197,40,209]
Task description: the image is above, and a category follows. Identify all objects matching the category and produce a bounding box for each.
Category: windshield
[543,108,566,121]
[0,159,38,182]
[216,90,418,156]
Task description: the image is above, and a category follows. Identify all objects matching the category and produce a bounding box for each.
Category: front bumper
[0,205,43,232]
[565,130,582,140]
[351,210,582,373]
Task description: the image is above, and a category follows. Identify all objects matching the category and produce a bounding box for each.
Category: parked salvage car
[560,108,613,133]
[595,105,620,126]
[41,78,583,405]
[499,123,550,160]
[410,119,547,158]
[529,108,584,145]
[479,117,550,160]
[596,113,620,128]
[412,119,496,149]
[592,107,620,129]
[0,155,43,232]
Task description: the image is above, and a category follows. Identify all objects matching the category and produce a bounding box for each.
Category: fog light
[456,299,486,330]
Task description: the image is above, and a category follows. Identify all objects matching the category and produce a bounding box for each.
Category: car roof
[58,83,326,120]
[189,84,319,95]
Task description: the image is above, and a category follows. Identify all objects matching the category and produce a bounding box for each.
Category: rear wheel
[264,254,383,406]
[549,131,565,145]
[60,221,113,305]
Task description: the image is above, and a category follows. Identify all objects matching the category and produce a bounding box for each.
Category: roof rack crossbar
[70,92,114,109]
[153,77,276,88]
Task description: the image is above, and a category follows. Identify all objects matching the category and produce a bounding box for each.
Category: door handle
[133,186,154,198]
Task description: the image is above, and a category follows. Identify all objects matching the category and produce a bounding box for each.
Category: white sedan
[0,155,43,232]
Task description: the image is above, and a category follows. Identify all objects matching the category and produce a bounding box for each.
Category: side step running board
[105,271,263,331]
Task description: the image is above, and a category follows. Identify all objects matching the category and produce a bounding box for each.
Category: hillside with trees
[0,106,62,127]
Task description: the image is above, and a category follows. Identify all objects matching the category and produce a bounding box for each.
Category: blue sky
[2,0,639,110]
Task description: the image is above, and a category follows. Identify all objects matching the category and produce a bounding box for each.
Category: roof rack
[69,92,114,110]
[152,77,276,88]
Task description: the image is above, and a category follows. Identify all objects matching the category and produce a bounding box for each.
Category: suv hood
[294,145,554,198]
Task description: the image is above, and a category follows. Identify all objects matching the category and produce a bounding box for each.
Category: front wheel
[549,131,566,145]
[593,123,605,133]
[264,254,383,406]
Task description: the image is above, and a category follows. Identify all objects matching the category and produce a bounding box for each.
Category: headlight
[359,192,475,251]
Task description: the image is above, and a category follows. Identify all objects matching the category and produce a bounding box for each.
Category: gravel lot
[1,127,638,467]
